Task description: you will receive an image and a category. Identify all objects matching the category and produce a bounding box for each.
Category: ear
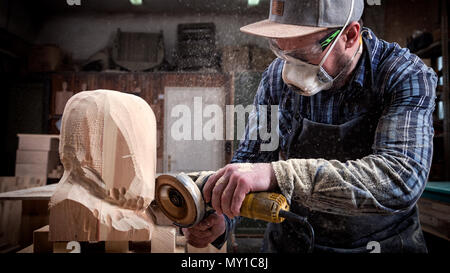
[343,22,361,50]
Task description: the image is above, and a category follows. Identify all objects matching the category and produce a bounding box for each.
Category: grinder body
[155,172,289,227]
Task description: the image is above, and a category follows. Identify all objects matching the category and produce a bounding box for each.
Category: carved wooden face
[59,90,157,210]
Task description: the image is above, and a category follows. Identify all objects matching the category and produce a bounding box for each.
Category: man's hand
[203,163,278,219]
[182,212,225,248]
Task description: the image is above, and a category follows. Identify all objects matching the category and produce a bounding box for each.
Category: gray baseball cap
[241,0,364,38]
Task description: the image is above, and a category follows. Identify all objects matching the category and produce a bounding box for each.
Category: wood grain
[49,90,157,242]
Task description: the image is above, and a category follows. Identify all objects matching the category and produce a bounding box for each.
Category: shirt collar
[350,28,378,90]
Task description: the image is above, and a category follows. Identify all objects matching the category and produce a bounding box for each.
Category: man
[182,0,437,253]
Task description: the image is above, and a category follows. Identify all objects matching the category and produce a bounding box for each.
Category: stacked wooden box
[0,176,46,252]
[15,134,61,180]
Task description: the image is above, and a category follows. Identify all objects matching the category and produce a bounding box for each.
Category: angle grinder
[154,172,314,252]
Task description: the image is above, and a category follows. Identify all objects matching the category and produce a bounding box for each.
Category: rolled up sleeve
[272,66,437,216]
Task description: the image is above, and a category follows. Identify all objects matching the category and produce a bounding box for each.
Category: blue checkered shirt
[230,28,437,216]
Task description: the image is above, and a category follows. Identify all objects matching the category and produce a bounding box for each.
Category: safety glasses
[318,29,341,51]
[268,29,342,64]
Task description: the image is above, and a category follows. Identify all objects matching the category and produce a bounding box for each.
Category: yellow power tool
[155,172,314,252]
[155,172,291,227]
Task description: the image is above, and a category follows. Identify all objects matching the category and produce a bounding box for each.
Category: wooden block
[0,184,56,201]
[176,235,187,247]
[175,246,186,253]
[175,236,187,253]
[17,134,59,151]
[33,225,52,253]
[105,241,130,253]
[53,242,72,253]
[20,200,50,247]
[16,177,47,188]
[151,225,176,253]
[49,91,156,243]
[15,163,49,177]
[0,177,22,247]
[0,176,47,248]
[0,200,22,247]
[17,244,33,253]
[129,241,151,253]
[16,150,59,166]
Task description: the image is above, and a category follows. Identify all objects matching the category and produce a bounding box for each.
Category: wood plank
[0,184,57,201]
[17,134,59,151]
[33,225,52,253]
[16,150,59,165]
[0,177,47,249]
[15,163,48,177]
[20,200,50,247]
[105,241,130,253]
[151,225,177,253]
[17,244,33,253]
[53,242,74,253]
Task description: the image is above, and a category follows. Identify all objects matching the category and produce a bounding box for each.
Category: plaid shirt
[230,28,438,216]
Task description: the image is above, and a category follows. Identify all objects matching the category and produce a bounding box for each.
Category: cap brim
[240,19,328,39]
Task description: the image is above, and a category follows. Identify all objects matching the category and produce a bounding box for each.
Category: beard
[329,54,355,90]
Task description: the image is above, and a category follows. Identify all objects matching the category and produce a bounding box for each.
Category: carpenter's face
[272,29,348,78]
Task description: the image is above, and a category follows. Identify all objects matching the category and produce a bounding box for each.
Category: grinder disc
[155,173,205,227]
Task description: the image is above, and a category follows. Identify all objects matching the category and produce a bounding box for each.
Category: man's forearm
[271,153,428,216]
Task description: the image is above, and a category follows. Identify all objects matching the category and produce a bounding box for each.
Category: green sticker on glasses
[319,29,341,51]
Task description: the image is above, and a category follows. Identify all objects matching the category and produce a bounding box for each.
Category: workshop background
[0,0,449,253]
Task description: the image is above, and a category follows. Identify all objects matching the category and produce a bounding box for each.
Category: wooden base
[28,224,226,253]
[29,225,192,253]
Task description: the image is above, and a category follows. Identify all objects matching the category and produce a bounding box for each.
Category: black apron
[262,36,428,253]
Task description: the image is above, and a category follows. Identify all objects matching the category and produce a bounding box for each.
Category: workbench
[417,182,450,241]
[0,182,226,253]
[2,181,448,251]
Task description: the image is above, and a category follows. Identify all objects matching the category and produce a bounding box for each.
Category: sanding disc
[155,173,205,227]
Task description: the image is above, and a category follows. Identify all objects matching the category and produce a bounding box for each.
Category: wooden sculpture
[49,90,157,243]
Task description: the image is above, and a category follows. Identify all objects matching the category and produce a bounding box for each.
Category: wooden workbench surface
[0,184,57,200]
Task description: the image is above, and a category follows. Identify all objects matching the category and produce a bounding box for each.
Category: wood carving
[49,90,157,242]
